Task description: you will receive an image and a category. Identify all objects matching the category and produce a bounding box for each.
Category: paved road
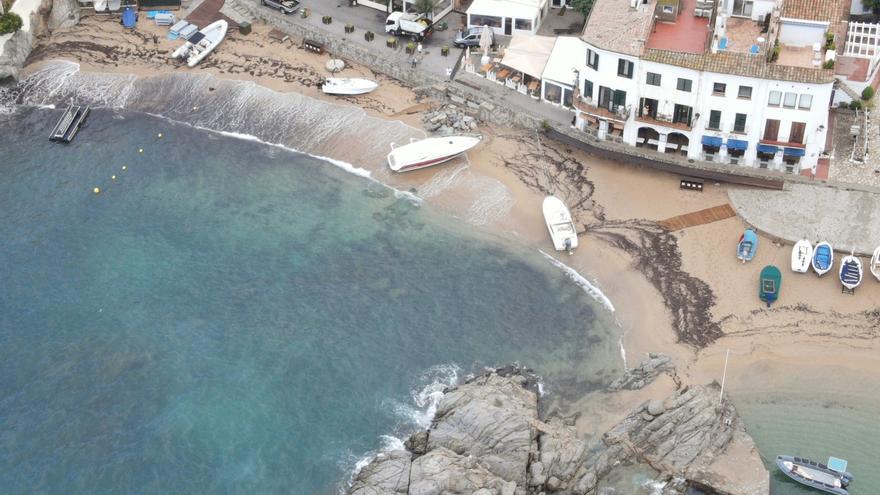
[729,182,880,256]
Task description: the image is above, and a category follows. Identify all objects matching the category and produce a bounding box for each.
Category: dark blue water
[0,107,621,494]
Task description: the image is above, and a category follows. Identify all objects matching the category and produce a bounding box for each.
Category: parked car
[454,27,494,48]
[384,12,433,41]
[261,0,299,15]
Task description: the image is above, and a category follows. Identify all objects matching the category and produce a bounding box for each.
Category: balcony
[636,113,693,131]
[573,98,631,122]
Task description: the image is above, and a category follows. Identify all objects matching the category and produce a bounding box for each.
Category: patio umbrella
[479,25,493,57]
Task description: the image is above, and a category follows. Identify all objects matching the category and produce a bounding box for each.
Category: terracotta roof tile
[781,0,846,24]
[643,49,835,84]
[581,0,656,56]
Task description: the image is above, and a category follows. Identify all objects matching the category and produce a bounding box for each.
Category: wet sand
[25,14,880,471]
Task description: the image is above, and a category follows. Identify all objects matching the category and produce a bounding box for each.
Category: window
[764,119,780,141]
[712,82,726,95]
[618,59,634,78]
[514,18,533,30]
[768,91,782,106]
[646,72,661,86]
[783,92,797,108]
[708,110,721,130]
[738,86,752,99]
[676,78,692,92]
[586,48,599,70]
[798,94,812,110]
[469,14,502,28]
[612,89,627,109]
[639,97,659,118]
[733,113,747,133]
[673,104,693,125]
[789,122,806,144]
[662,5,674,13]
[583,79,593,99]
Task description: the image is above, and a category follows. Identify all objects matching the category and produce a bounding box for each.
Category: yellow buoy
[122,165,127,171]
[138,148,144,153]
[111,175,117,180]
[93,187,101,194]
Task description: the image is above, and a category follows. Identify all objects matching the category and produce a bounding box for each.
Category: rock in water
[608,353,675,391]
[404,431,428,456]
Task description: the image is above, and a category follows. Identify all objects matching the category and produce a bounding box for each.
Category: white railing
[845,21,880,59]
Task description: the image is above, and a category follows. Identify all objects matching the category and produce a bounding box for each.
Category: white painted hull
[811,241,834,276]
[871,246,880,282]
[322,78,379,95]
[94,0,107,11]
[387,136,481,173]
[171,20,228,68]
[543,196,578,252]
[790,239,812,273]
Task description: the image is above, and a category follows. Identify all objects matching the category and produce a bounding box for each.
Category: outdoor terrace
[721,16,765,54]
[645,0,710,55]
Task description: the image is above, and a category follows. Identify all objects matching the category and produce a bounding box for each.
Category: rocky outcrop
[348,367,768,495]
[421,103,480,135]
[608,353,675,391]
[0,0,79,82]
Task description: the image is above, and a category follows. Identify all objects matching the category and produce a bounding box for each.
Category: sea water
[0,95,623,493]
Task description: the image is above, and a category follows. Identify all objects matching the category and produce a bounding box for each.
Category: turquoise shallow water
[0,107,622,494]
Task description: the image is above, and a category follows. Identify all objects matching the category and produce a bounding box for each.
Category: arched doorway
[637,127,660,149]
[666,132,689,156]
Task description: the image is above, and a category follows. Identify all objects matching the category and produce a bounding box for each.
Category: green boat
[759,265,782,307]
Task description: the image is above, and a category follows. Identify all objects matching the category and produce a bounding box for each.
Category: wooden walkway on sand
[186,0,238,30]
[657,204,736,231]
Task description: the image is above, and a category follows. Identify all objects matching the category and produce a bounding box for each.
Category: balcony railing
[574,97,631,122]
[636,113,692,130]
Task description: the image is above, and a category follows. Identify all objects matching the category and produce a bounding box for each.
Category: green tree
[863,0,880,14]
[412,0,438,20]
[571,0,595,17]
[0,12,22,34]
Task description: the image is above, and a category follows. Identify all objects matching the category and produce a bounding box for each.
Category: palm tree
[412,0,438,20]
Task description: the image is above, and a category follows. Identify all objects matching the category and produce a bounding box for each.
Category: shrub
[321,15,332,24]
[862,86,874,101]
[0,12,23,35]
[364,31,374,42]
[441,45,449,56]
[850,100,863,110]
[823,59,835,69]
[838,101,850,109]
[344,23,354,34]
[386,37,397,48]
[405,41,415,54]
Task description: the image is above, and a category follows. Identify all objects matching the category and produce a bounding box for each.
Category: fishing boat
[839,251,862,292]
[171,20,228,68]
[776,455,853,495]
[870,246,880,282]
[320,78,379,95]
[542,196,578,254]
[759,265,781,307]
[791,239,813,273]
[736,228,758,263]
[387,136,481,173]
[811,241,834,277]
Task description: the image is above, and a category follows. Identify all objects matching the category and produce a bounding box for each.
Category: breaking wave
[539,250,616,312]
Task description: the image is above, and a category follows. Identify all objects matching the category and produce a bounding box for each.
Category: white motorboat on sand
[543,196,578,254]
[171,20,228,68]
[839,250,863,292]
[791,239,813,273]
[387,136,481,172]
[871,246,880,282]
[321,78,379,95]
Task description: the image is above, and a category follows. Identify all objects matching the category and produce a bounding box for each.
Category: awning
[757,144,779,154]
[783,147,806,157]
[726,139,748,150]
[541,36,587,85]
[701,136,723,147]
[500,34,556,79]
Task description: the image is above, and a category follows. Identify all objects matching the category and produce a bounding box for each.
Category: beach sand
[24,14,880,482]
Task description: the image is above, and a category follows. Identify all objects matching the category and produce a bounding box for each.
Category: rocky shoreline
[349,365,768,495]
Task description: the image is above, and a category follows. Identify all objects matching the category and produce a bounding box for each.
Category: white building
[540,0,837,175]
[466,0,550,36]
[357,0,454,20]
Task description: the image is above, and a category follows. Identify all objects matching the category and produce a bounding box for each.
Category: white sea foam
[642,478,668,495]
[539,250,616,312]
[464,177,514,226]
[416,160,470,198]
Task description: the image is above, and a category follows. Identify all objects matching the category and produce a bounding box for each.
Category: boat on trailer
[870,246,880,282]
[543,196,578,254]
[776,455,853,495]
[171,20,228,68]
[791,239,813,273]
[49,104,91,143]
[737,228,758,263]
[839,250,862,293]
[320,78,379,95]
[759,265,781,307]
[387,136,481,173]
[812,241,834,277]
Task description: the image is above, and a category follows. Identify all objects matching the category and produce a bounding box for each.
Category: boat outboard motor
[564,238,572,254]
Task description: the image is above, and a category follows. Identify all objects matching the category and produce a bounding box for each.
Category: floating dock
[49,104,90,143]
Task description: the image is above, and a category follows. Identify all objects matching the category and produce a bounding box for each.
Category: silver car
[454,27,494,48]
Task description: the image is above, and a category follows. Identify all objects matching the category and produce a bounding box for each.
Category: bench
[303,39,324,54]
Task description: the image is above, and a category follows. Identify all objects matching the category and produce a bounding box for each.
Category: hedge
[0,12,23,35]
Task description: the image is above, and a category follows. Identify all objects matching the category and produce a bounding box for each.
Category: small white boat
[791,239,813,273]
[812,241,834,277]
[871,246,880,282]
[107,0,121,11]
[543,196,578,253]
[839,250,863,292]
[387,136,481,173]
[321,78,379,96]
[171,20,228,68]
[94,0,108,12]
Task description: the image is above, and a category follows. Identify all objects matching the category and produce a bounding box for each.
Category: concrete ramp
[658,204,736,231]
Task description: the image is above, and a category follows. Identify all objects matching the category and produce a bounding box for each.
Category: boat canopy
[188,32,205,44]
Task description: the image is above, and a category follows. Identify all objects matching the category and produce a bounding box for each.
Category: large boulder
[409,447,509,495]
[349,450,412,495]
